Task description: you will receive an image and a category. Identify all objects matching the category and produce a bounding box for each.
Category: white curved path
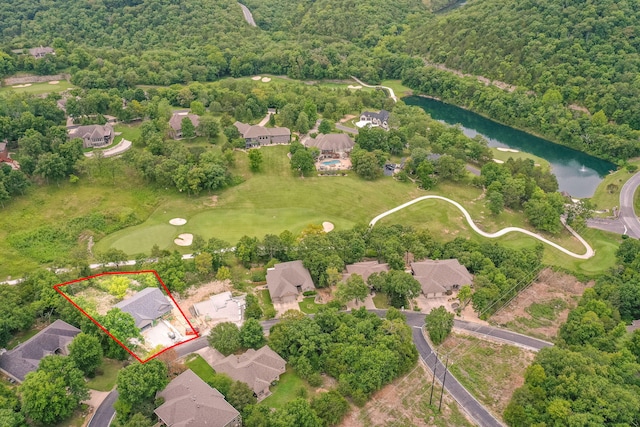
[351,76,398,103]
[369,195,595,259]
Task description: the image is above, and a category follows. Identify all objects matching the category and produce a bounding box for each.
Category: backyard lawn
[372,293,391,309]
[298,297,322,314]
[259,367,314,409]
[86,359,126,391]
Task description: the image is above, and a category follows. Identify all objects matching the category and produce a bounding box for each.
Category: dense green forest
[407,0,640,130]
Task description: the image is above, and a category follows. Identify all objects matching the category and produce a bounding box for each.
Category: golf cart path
[369,195,595,260]
[351,76,398,102]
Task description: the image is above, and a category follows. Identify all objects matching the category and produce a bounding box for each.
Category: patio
[315,157,352,172]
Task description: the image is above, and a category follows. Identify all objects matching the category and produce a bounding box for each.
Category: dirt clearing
[437,333,535,421]
[490,268,592,341]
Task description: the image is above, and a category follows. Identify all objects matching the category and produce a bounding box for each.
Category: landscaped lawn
[298,297,322,314]
[380,79,413,97]
[259,367,313,409]
[372,293,391,309]
[86,359,126,391]
[589,159,640,213]
[259,289,275,319]
[0,80,74,95]
[185,354,217,384]
[490,147,551,170]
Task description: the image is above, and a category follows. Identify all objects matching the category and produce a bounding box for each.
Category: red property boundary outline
[54,270,200,363]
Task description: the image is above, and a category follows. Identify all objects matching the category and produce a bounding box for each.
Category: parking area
[273,299,301,317]
[142,320,183,349]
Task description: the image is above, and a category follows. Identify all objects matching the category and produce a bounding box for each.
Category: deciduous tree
[425,306,454,345]
[239,318,265,349]
[69,332,103,376]
[208,322,241,355]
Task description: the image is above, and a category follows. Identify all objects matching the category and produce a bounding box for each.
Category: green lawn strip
[185,354,217,384]
[490,147,551,170]
[259,367,314,409]
[259,289,275,317]
[6,327,41,349]
[0,80,74,95]
[86,359,126,392]
[438,333,533,419]
[298,297,322,314]
[589,158,640,213]
[114,123,143,143]
[372,293,391,309]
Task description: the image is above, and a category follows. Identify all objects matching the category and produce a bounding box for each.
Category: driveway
[414,295,454,313]
[87,390,118,427]
[142,320,183,349]
[273,299,300,317]
[84,139,132,158]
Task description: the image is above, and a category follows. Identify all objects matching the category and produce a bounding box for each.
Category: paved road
[369,195,595,259]
[84,139,132,158]
[585,217,627,235]
[619,171,640,238]
[87,390,118,427]
[465,164,481,176]
[412,327,504,427]
[238,3,256,27]
[453,319,552,351]
[335,123,358,134]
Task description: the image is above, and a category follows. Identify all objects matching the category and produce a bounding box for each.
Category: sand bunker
[48,80,60,85]
[493,159,505,164]
[252,76,262,81]
[12,84,32,88]
[169,218,187,226]
[174,233,193,246]
[347,85,362,89]
[496,147,519,153]
[261,77,271,82]
[322,221,335,232]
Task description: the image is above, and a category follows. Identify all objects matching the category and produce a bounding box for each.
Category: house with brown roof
[212,346,286,401]
[411,259,472,298]
[266,260,315,304]
[305,134,355,158]
[67,124,115,148]
[0,320,81,382]
[234,121,291,148]
[343,261,389,283]
[155,369,241,427]
[29,46,55,59]
[169,112,200,139]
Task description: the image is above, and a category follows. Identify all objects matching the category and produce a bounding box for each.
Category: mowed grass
[380,79,413,97]
[260,367,314,409]
[185,354,217,383]
[0,80,74,95]
[589,159,640,212]
[94,145,422,255]
[86,359,126,391]
[298,297,322,314]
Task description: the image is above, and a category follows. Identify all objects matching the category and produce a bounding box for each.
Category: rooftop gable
[114,287,173,329]
[212,346,286,395]
[266,260,315,299]
[411,259,472,294]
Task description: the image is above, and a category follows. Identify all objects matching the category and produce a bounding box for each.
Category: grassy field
[0,80,74,95]
[589,158,640,212]
[185,354,218,383]
[380,79,414,97]
[438,333,535,421]
[86,359,126,391]
[259,367,314,409]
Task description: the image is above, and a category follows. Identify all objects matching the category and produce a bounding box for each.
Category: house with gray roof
[0,320,80,382]
[67,124,114,148]
[343,261,389,283]
[411,259,473,298]
[359,110,390,130]
[234,121,291,148]
[266,260,315,304]
[29,46,55,59]
[212,346,286,401]
[155,369,241,427]
[305,133,354,157]
[191,291,246,326]
[114,287,173,330]
[169,112,200,139]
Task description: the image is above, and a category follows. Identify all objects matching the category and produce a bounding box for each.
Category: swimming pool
[321,160,341,166]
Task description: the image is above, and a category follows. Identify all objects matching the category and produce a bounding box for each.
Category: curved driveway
[369,195,595,259]
[87,390,118,427]
[84,139,132,158]
[619,171,640,238]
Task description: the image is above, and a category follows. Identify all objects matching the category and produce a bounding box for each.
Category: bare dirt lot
[490,268,592,341]
[437,333,535,421]
[338,362,474,427]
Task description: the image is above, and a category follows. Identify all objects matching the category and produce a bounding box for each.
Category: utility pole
[429,352,438,406]
[439,357,450,412]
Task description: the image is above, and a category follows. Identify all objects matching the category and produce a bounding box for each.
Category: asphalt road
[238,3,256,27]
[619,171,640,238]
[87,390,118,427]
